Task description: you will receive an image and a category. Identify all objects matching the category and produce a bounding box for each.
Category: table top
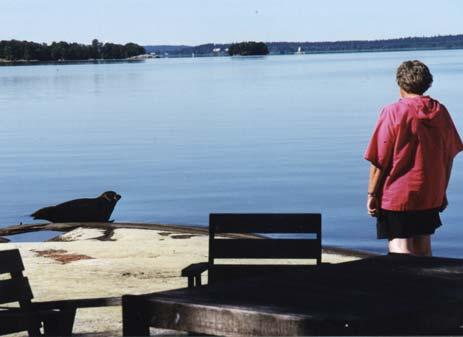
[132,254,463,334]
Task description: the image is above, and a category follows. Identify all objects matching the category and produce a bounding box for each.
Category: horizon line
[2,33,462,47]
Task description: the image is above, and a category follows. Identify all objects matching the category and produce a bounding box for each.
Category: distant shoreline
[282,45,463,55]
[0,58,145,66]
[2,46,462,67]
[185,45,463,58]
[146,34,463,57]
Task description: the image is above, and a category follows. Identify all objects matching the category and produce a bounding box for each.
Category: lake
[1,50,462,256]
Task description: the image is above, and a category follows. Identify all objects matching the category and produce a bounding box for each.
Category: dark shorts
[377,208,442,240]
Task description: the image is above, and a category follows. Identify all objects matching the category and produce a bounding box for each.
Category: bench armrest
[181,262,210,276]
[32,296,121,310]
[181,262,209,288]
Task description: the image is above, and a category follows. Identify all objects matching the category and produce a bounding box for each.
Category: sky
[1,0,463,46]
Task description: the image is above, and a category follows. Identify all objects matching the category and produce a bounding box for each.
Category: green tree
[228,41,269,56]
[0,39,145,61]
[3,45,13,60]
[125,43,145,57]
[91,39,103,59]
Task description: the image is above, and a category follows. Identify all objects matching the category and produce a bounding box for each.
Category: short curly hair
[396,60,433,95]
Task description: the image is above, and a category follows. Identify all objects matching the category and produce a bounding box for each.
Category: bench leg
[43,308,76,336]
[122,295,150,336]
[25,317,42,337]
[27,326,42,337]
[61,308,76,336]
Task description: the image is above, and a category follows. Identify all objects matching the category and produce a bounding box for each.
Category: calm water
[1,50,463,256]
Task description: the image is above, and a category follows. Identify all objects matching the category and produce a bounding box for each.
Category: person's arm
[445,160,453,189]
[367,164,385,217]
[364,107,395,216]
[440,159,453,212]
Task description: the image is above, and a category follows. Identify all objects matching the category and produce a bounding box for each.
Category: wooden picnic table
[122,253,463,336]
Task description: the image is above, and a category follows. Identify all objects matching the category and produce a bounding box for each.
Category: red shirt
[365,96,463,211]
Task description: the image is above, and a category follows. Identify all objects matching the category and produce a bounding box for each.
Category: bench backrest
[0,249,34,305]
[0,249,39,336]
[208,213,321,283]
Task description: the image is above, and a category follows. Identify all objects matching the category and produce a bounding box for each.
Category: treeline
[0,39,145,61]
[145,34,463,56]
[267,35,463,54]
[228,42,269,56]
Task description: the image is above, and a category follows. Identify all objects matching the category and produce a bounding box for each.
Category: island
[0,39,145,63]
[228,41,269,56]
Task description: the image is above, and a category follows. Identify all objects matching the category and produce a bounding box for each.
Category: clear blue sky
[1,0,463,45]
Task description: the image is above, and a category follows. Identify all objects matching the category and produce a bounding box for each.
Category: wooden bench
[0,249,121,336]
[181,213,322,288]
[123,254,463,336]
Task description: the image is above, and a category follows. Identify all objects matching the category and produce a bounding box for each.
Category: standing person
[365,60,463,256]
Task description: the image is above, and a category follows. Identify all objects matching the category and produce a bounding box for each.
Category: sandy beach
[1,226,365,336]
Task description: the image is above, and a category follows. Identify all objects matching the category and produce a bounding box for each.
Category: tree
[228,42,269,56]
[125,43,145,57]
[91,39,103,59]
[0,39,145,61]
[3,45,13,60]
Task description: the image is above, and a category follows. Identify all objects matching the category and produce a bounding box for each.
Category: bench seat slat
[212,239,321,259]
[211,213,321,233]
[0,278,33,305]
[0,249,24,274]
[32,296,122,310]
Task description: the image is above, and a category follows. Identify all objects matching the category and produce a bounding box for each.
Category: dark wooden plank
[211,213,321,233]
[142,287,442,336]
[136,254,463,335]
[0,249,24,274]
[208,264,316,284]
[0,277,33,304]
[147,282,418,319]
[33,296,121,310]
[145,297,318,336]
[143,275,463,335]
[211,239,321,259]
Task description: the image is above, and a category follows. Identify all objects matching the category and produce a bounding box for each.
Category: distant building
[212,48,221,53]
[295,46,304,55]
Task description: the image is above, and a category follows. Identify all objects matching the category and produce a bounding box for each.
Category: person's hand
[367,195,379,217]
[439,195,448,213]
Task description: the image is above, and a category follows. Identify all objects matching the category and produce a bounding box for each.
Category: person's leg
[412,235,432,256]
[388,238,414,254]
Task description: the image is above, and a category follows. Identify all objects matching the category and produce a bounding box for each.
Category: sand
[0,227,361,336]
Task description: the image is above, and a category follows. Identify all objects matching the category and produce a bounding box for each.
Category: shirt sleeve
[364,107,396,169]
